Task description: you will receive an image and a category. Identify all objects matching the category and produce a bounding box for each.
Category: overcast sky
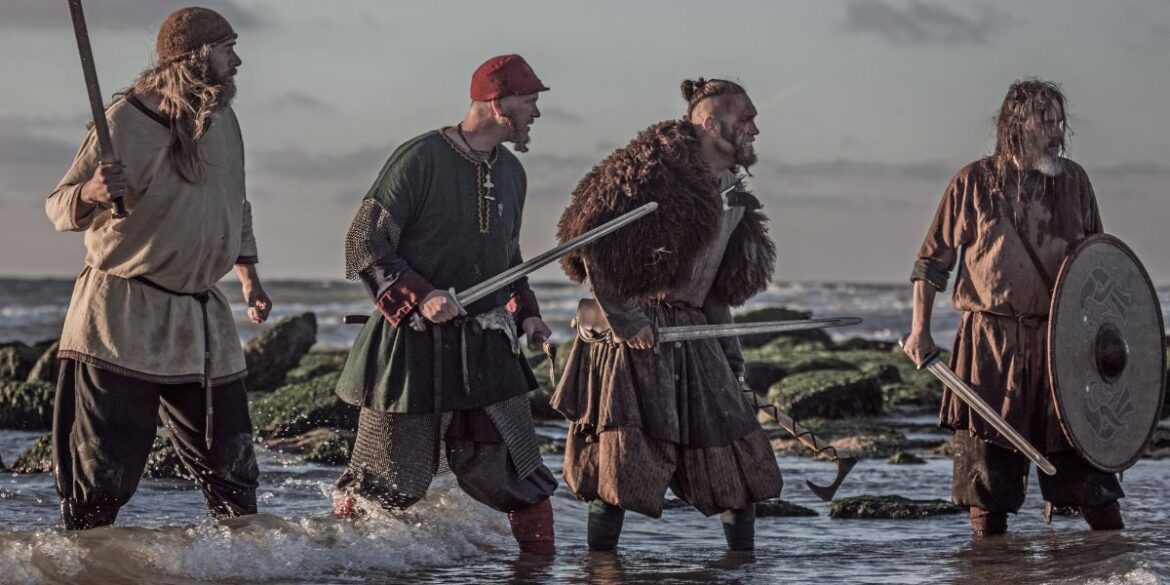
[1,0,1167,284]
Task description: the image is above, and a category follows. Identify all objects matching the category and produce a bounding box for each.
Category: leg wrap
[720,506,756,551]
[587,499,626,552]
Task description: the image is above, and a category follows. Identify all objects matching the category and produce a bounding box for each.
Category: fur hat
[156,7,236,64]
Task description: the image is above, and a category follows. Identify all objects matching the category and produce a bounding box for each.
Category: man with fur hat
[46,7,268,529]
[331,54,557,555]
[552,78,782,551]
[902,79,1124,536]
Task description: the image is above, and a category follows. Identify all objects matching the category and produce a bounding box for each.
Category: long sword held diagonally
[67,0,128,218]
[342,202,659,331]
[898,336,1057,476]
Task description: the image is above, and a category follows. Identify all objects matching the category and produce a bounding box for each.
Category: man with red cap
[332,54,557,555]
[45,7,268,529]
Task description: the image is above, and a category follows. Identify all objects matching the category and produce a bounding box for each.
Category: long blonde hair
[129,45,231,183]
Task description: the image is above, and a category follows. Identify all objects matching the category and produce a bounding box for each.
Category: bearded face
[1022,102,1066,176]
[711,95,759,171]
[499,94,541,153]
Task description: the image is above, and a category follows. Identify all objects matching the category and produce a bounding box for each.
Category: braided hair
[681,78,747,117]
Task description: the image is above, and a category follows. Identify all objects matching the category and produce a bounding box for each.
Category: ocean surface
[2,278,1168,585]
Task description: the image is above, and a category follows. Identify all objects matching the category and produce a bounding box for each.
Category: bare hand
[80,161,129,208]
[244,285,272,324]
[420,290,460,324]
[901,329,939,368]
[624,324,656,351]
[522,317,552,350]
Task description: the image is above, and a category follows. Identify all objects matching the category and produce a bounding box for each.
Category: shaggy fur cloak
[557,120,775,306]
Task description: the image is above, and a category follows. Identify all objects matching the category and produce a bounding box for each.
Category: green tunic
[336,130,538,413]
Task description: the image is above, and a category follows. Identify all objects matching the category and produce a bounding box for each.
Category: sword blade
[921,357,1057,476]
[656,316,861,343]
[455,202,658,308]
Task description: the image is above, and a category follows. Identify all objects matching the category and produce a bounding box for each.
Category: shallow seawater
[2,426,1167,585]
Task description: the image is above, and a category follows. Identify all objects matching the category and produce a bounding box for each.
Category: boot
[720,506,756,551]
[969,507,1007,537]
[1080,501,1124,531]
[509,498,555,555]
[587,499,625,552]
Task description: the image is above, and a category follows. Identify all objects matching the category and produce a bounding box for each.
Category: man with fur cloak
[552,78,782,551]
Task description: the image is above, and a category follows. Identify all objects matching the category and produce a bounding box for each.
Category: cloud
[841,0,1010,45]
[264,92,333,113]
[253,144,393,183]
[0,0,261,31]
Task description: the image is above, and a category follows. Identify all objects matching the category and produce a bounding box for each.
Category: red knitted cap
[156,7,237,64]
[470,54,549,101]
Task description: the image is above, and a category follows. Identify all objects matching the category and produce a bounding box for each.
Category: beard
[502,114,531,153]
[719,124,757,170]
[208,67,237,111]
[1031,151,1064,177]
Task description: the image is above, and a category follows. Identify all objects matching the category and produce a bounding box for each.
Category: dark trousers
[951,431,1124,513]
[53,359,259,530]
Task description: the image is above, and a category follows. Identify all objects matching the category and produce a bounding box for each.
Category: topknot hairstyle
[681,78,747,116]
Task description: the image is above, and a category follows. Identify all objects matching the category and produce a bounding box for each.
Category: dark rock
[0,380,55,430]
[755,498,819,517]
[0,452,6,471]
[26,341,61,383]
[829,495,963,519]
[862,363,902,384]
[243,313,318,393]
[767,370,883,419]
[250,372,357,439]
[263,428,355,466]
[12,434,52,473]
[931,439,959,457]
[283,351,348,385]
[1047,503,1080,518]
[1146,427,1170,458]
[886,451,926,465]
[736,307,832,349]
[744,361,787,395]
[836,337,897,352]
[537,434,564,455]
[144,436,190,479]
[526,347,572,420]
[0,341,43,381]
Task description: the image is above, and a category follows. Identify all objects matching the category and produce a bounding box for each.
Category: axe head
[805,455,857,502]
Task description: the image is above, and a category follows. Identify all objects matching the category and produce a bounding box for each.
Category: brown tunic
[46,97,257,385]
[914,158,1102,452]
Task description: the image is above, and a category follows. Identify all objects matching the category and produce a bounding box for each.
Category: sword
[655,317,862,343]
[898,336,1057,476]
[339,202,657,331]
[67,0,128,218]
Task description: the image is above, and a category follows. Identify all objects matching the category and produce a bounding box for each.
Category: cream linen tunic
[46,97,257,385]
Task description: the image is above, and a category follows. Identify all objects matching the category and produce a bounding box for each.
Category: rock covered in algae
[830,495,962,519]
[755,498,819,517]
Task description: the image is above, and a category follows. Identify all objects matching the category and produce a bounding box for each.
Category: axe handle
[743,390,841,462]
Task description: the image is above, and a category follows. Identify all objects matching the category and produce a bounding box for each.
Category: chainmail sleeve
[344,199,404,281]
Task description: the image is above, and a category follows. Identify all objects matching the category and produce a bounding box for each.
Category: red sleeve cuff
[507,279,542,325]
[374,270,435,327]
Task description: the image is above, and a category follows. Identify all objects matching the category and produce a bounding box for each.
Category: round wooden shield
[1048,234,1166,473]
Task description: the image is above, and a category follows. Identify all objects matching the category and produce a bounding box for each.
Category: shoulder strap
[998,193,1055,293]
